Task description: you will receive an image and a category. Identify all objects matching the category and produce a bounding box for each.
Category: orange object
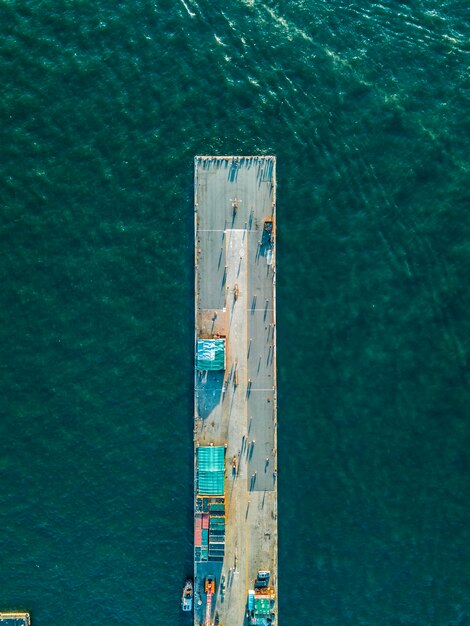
[204,576,216,625]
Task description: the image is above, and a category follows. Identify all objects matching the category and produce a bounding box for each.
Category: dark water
[1,1,469,624]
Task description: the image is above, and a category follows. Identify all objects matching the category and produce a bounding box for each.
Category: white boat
[181,579,193,611]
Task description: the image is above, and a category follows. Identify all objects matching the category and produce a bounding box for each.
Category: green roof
[197,446,225,495]
[196,339,225,371]
[209,503,225,512]
[254,597,271,615]
[210,518,225,528]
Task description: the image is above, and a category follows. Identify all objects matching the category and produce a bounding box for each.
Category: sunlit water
[1,1,469,624]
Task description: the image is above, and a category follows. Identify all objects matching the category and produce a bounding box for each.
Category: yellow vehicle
[205,575,216,594]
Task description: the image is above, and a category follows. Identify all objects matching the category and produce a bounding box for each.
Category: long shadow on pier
[256,232,273,264]
[195,370,224,419]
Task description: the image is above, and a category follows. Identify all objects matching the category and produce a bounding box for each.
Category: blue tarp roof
[197,446,225,495]
[196,339,225,371]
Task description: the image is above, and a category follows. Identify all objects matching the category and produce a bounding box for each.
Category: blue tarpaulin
[196,339,225,371]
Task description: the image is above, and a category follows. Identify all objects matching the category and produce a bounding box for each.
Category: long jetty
[193,156,278,626]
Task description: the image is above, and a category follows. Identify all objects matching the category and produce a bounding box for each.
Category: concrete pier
[0,613,30,626]
[194,156,277,626]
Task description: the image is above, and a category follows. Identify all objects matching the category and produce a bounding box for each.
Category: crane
[204,576,216,626]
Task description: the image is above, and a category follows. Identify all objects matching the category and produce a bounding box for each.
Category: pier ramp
[0,613,30,626]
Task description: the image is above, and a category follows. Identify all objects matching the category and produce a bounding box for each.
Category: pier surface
[194,156,277,626]
[0,613,30,626]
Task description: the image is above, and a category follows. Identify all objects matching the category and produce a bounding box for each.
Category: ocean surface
[1,1,469,624]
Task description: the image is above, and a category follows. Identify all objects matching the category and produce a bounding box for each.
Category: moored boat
[181,579,193,611]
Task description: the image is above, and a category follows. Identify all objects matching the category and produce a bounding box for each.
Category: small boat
[181,579,193,612]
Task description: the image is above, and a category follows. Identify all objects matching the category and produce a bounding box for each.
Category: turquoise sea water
[1,1,469,624]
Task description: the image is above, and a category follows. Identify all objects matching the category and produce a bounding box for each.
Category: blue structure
[196,339,226,371]
[197,446,225,495]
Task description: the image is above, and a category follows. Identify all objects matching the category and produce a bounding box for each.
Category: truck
[262,219,273,245]
[254,570,270,588]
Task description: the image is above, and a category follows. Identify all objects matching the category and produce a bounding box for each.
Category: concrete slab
[197,309,228,340]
